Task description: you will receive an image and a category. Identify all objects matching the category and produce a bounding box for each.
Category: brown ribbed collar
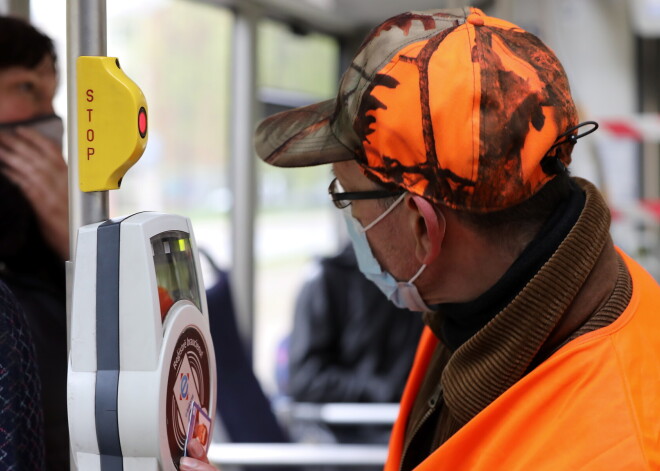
[427,178,615,426]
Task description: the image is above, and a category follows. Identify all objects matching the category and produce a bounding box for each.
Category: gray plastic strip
[95,218,123,470]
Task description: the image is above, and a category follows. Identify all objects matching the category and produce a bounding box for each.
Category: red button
[138,107,147,138]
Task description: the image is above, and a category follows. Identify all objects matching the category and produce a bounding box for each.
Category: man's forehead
[1,66,53,82]
[0,66,37,82]
[34,54,57,74]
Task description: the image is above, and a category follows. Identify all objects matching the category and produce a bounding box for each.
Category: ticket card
[184,401,212,456]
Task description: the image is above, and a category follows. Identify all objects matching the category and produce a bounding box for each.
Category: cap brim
[254,98,354,168]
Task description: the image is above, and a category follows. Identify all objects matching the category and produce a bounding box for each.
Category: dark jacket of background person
[0,175,68,470]
[0,16,69,470]
[288,244,424,405]
[0,279,46,470]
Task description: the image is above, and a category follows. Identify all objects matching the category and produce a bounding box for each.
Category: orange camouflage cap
[255,7,582,212]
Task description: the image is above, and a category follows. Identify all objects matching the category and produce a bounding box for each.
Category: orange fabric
[257,7,580,212]
[430,15,480,189]
[385,327,439,466]
[359,6,578,212]
[386,251,660,470]
[362,40,430,196]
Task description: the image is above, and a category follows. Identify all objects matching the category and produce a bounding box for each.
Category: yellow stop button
[77,56,148,192]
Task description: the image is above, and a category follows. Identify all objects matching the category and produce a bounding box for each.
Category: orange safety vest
[385,251,660,470]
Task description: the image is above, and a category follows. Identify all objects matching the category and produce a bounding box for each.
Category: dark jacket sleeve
[0,280,46,470]
[287,253,423,403]
[287,266,365,402]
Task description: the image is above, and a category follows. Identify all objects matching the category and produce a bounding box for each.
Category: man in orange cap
[182,7,660,471]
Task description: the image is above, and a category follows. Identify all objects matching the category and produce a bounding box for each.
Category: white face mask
[0,114,64,149]
[342,193,433,312]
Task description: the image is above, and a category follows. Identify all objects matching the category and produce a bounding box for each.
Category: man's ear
[408,195,446,264]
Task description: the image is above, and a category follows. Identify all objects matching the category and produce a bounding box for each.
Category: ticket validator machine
[67,58,216,471]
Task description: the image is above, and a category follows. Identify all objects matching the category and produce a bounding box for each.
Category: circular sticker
[166,325,211,469]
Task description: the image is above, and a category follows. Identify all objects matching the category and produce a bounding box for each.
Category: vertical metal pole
[67,0,109,261]
[66,0,108,361]
[230,6,258,352]
[66,5,107,469]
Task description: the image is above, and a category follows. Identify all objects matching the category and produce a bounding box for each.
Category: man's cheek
[0,99,36,124]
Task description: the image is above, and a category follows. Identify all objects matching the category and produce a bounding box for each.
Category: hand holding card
[184,401,212,457]
[180,439,219,471]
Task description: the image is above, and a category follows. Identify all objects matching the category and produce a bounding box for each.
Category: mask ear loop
[406,263,428,285]
[361,192,407,233]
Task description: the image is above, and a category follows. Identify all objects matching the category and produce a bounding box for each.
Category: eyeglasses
[328,177,405,209]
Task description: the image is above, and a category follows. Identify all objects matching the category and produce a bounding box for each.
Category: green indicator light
[178,239,186,251]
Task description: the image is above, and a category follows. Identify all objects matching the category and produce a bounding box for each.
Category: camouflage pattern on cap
[254,7,578,212]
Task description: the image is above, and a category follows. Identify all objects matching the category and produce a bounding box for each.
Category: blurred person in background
[184,6,660,471]
[0,15,70,471]
[286,243,423,446]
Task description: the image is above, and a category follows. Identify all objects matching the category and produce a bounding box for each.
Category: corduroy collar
[426,178,615,425]
[435,179,586,351]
